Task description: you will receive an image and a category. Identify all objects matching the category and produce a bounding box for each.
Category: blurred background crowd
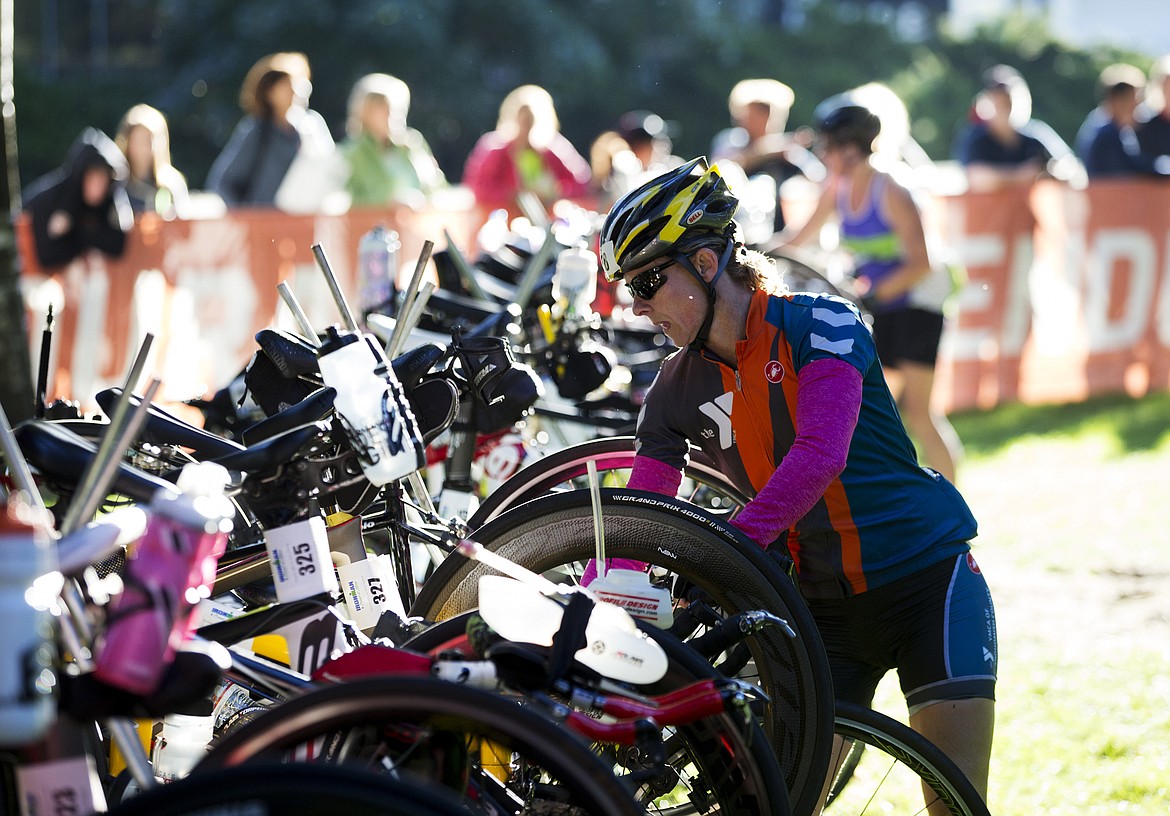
[11,0,1170,229]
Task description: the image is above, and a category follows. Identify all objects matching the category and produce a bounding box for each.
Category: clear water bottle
[358,225,400,315]
[94,462,234,696]
[0,496,57,746]
[552,242,598,317]
[316,325,425,486]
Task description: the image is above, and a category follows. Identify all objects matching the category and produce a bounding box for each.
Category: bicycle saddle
[254,328,319,379]
[14,419,176,504]
[254,329,448,392]
[240,386,336,446]
[96,388,244,460]
[209,422,321,475]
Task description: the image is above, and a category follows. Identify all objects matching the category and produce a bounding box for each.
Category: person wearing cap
[1075,63,1170,178]
[593,158,996,807]
[206,52,335,207]
[711,78,823,232]
[589,110,683,207]
[954,65,1080,191]
[617,110,681,176]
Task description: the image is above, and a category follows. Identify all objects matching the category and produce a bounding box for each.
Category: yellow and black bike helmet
[599,157,739,282]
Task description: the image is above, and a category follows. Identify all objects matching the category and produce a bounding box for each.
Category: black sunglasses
[625,258,676,301]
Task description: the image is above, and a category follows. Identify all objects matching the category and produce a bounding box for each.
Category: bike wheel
[468,435,750,528]
[195,674,645,816]
[825,702,991,816]
[765,248,862,306]
[411,488,833,816]
[406,610,792,815]
[105,762,468,815]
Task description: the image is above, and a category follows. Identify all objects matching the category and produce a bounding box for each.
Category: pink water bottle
[94,462,234,695]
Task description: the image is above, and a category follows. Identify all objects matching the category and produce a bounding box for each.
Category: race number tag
[263,517,338,602]
[337,554,405,632]
[17,755,106,816]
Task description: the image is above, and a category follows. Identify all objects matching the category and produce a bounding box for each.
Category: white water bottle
[0,496,57,746]
[552,242,598,317]
[153,708,214,782]
[316,325,425,486]
[589,568,674,628]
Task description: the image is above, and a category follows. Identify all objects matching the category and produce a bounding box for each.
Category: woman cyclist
[592,157,997,807]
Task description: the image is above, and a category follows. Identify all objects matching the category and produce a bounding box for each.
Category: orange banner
[18,206,476,409]
[17,181,1170,414]
[935,179,1170,412]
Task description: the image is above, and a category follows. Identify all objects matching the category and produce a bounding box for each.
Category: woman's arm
[777,178,838,248]
[729,357,861,548]
[866,175,932,303]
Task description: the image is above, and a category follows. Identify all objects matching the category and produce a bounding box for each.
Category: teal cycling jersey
[635,289,977,598]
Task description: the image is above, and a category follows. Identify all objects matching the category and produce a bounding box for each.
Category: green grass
[874,390,1170,815]
[950,390,1170,459]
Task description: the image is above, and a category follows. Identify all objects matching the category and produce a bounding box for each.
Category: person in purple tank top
[777,92,964,484]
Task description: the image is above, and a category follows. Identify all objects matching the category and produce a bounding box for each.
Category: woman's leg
[889,361,963,483]
[910,697,995,808]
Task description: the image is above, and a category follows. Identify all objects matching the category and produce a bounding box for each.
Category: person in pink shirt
[462,84,591,220]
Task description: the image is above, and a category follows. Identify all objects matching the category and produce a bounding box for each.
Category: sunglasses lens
[627,263,669,300]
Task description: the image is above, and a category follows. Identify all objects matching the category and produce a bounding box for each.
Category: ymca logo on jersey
[698,391,735,449]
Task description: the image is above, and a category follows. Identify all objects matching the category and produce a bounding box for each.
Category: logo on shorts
[764,361,785,383]
[966,553,981,574]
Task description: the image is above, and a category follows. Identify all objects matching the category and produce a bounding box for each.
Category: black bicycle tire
[827,701,991,816]
[194,674,645,816]
[104,762,468,815]
[404,611,792,815]
[410,488,833,816]
[467,435,751,528]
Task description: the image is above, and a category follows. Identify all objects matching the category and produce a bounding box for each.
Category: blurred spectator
[461,84,591,218]
[617,110,681,176]
[711,79,823,233]
[206,52,336,208]
[589,111,682,207]
[954,65,1081,192]
[780,93,964,481]
[1075,63,1170,178]
[114,103,191,218]
[340,72,447,210]
[23,127,134,270]
[588,130,638,209]
[1137,54,1170,159]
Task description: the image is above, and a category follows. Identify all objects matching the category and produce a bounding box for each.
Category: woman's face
[361,95,392,141]
[624,254,709,348]
[515,104,536,138]
[82,166,112,206]
[126,125,154,178]
[818,141,859,176]
[266,75,296,120]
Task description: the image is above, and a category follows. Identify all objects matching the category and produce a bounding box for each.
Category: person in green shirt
[340,73,447,210]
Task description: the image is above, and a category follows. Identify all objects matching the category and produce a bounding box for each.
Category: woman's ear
[694,247,721,284]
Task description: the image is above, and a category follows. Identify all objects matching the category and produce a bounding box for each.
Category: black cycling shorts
[807,552,997,713]
[871,306,945,368]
